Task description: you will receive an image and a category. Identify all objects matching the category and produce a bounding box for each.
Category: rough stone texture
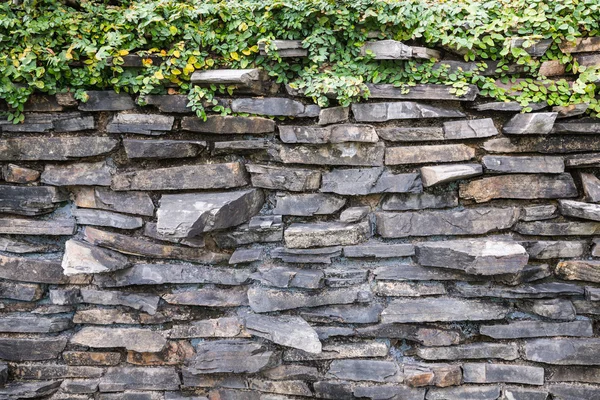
[70,327,167,353]
[279,124,378,143]
[556,259,600,283]
[0,185,67,216]
[524,338,600,365]
[381,191,458,211]
[244,314,321,353]
[247,164,321,191]
[79,91,135,111]
[106,114,174,135]
[442,118,498,139]
[73,208,143,229]
[417,343,518,361]
[123,139,205,159]
[273,193,345,216]
[279,142,385,166]
[483,155,565,173]
[559,199,600,221]
[41,161,114,186]
[480,320,593,338]
[62,239,129,276]
[181,115,275,134]
[352,102,465,122]
[420,164,482,186]
[581,172,600,202]
[73,187,154,216]
[0,137,118,160]
[185,340,277,374]
[385,144,475,165]
[462,363,544,385]
[0,337,67,361]
[284,220,371,248]
[320,167,422,195]
[503,112,558,134]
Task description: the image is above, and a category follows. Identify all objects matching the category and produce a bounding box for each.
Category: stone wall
[1,64,600,400]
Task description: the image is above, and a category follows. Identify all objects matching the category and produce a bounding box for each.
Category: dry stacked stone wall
[2,40,600,400]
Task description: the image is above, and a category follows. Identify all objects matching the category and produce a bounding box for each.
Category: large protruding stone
[157,189,264,238]
[420,164,482,187]
[284,220,370,248]
[416,239,528,275]
[559,199,600,221]
[62,239,129,276]
[502,112,557,134]
[352,102,464,122]
[244,314,321,353]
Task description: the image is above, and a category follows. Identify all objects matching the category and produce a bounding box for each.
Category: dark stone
[525,338,600,365]
[73,187,154,217]
[245,314,321,353]
[279,142,385,166]
[377,126,444,142]
[502,112,557,134]
[284,341,388,361]
[320,167,422,195]
[352,102,464,122]
[581,172,600,202]
[382,297,509,323]
[123,139,205,159]
[251,265,324,288]
[0,253,84,284]
[41,160,113,186]
[480,320,593,339]
[343,242,414,258]
[455,281,584,298]
[279,124,378,144]
[417,343,518,361]
[106,114,174,135]
[99,367,180,392]
[231,98,319,117]
[78,91,135,111]
[0,217,75,235]
[182,115,274,134]
[270,247,341,264]
[185,340,278,374]
[73,208,143,229]
[0,185,67,216]
[301,303,383,324]
[326,359,402,382]
[442,118,498,139]
[381,191,458,211]
[246,164,321,191]
[366,83,477,101]
[0,381,62,399]
[0,137,118,161]
[0,281,43,301]
[273,193,346,216]
[0,337,67,361]
[521,240,586,259]
[212,215,283,248]
[516,220,600,236]
[482,155,564,173]
[80,289,159,314]
[559,199,600,221]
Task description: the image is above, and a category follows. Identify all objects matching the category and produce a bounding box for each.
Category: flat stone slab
[375,207,519,238]
[456,281,584,299]
[320,167,422,195]
[70,327,167,353]
[442,118,498,139]
[0,137,118,160]
[80,289,159,315]
[157,189,264,237]
[62,239,129,276]
[0,185,67,216]
[162,287,248,307]
[416,239,529,275]
[420,163,482,187]
[462,363,544,385]
[482,155,564,173]
[459,173,577,203]
[502,112,558,134]
[185,340,277,374]
[123,139,205,159]
[0,380,62,399]
[515,220,600,236]
[284,341,388,361]
[42,160,113,186]
[106,113,174,135]
[251,265,324,287]
[327,359,402,383]
[352,102,464,122]
[279,124,378,143]
[284,220,370,248]
[279,142,385,166]
[426,385,501,400]
[0,217,75,235]
[524,338,600,365]
[181,115,275,134]
[0,314,71,333]
[231,97,319,117]
[245,314,321,353]
[385,144,475,165]
[381,297,509,323]
[377,126,444,142]
[273,193,346,216]
[73,208,143,229]
[367,83,477,101]
[381,191,458,211]
[0,337,67,361]
[344,242,414,258]
[521,240,585,259]
[78,91,135,111]
[301,304,383,324]
[417,343,518,361]
[480,320,593,339]
[0,254,81,284]
[73,187,154,216]
[99,367,180,392]
[559,199,600,221]
[170,317,247,339]
[111,162,248,191]
[581,172,600,202]
[247,164,321,191]
[556,259,600,283]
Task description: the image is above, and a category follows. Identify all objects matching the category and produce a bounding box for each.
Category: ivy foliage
[1,0,600,122]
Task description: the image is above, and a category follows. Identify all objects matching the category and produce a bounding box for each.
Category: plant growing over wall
[1,0,599,122]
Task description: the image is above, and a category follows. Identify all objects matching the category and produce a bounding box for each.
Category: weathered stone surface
[463,363,544,385]
[42,160,113,186]
[0,137,118,160]
[99,367,180,392]
[112,162,248,191]
[2,163,40,183]
[0,281,43,301]
[385,144,475,165]
[123,139,205,159]
[381,191,458,211]
[73,308,143,325]
[377,126,444,142]
[516,220,600,235]
[279,124,378,144]
[170,317,247,339]
[79,91,135,111]
[248,284,372,312]
[521,240,585,259]
[143,222,205,248]
[376,281,447,297]
[270,246,341,264]
[344,242,414,258]
[279,142,385,166]
[0,185,67,216]
[186,340,277,374]
[80,289,159,314]
[460,173,577,203]
[259,39,307,57]
[212,139,271,155]
[548,383,600,400]
[251,265,324,288]
[521,298,576,321]
[481,320,593,339]
[566,153,600,167]
[503,112,557,134]
[520,204,558,221]
[426,385,501,400]
[273,192,345,216]
[284,220,370,248]
[325,268,368,287]
[442,118,498,139]
[229,248,263,264]
[420,164,482,186]
[0,253,81,284]
[403,363,461,388]
[212,215,283,248]
[416,239,529,275]
[0,380,62,399]
[581,172,600,202]
[320,167,422,195]
[61,239,128,276]
[360,40,412,59]
[367,83,477,102]
[106,114,174,135]
[556,260,600,283]
[157,189,264,238]
[418,343,518,361]
[554,118,600,134]
[73,187,154,217]
[12,364,103,380]
[245,314,321,353]
[83,227,228,264]
[301,303,383,324]
[0,337,67,361]
[232,98,318,117]
[0,314,71,333]
[340,206,370,222]
[381,297,509,323]
[503,387,549,400]
[525,338,600,365]
[163,287,248,307]
[352,102,464,122]
[355,324,460,346]
[548,366,600,383]
[327,360,402,383]
[261,365,320,381]
[559,199,600,221]
[455,281,584,299]
[246,164,321,192]
[248,378,312,396]
[318,106,349,125]
[284,341,388,361]
[193,69,275,95]
[73,208,142,229]
[70,327,167,353]
[181,115,275,134]
[376,207,519,238]
[63,351,121,366]
[483,155,564,173]
[560,37,600,53]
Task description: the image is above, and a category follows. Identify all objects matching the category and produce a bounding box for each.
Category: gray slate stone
[270,246,341,264]
[374,262,478,281]
[377,126,444,142]
[360,40,412,59]
[420,163,482,186]
[245,314,321,353]
[0,337,67,361]
[229,248,263,264]
[0,217,75,235]
[232,98,319,117]
[521,298,576,321]
[426,385,501,400]
[123,139,205,159]
[525,338,600,365]
[318,106,349,125]
[212,215,283,248]
[375,207,519,238]
[0,314,71,333]
[482,155,564,173]
[320,167,422,195]
[463,363,544,385]
[279,124,378,144]
[80,289,159,315]
[516,221,600,236]
[62,239,129,276]
[251,265,324,288]
[79,91,135,111]
[181,115,275,134]
[503,387,549,400]
[0,281,43,301]
[284,341,388,361]
[0,137,112,161]
[247,164,321,192]
[273,193,345,216]
[520,204,558,221]
[99,367,180,392]
[503,112,558,134]
[417,342,518,361]
[0,185,67,216]
[459,173,577,203]
[559,199,600,221]
[375,281,447,297]
[259,39,307,57]
[327,360,402,383]
[248,284,372,312]
[381,191,458,211]
[548,383,600,400]
[0,381,62,399]
[106,113,174,135]
[279,142,385,166]
[385,144,475,165]
[73,187,154,216]
[42,160,113,186]
[442,118,498,139]
[163,287,248,307]
[284,220,370,248]
[157,189,264,237]
[112,162,248,191]
[382,297,509,323]
[521,240,586,259]
[367,83,477,101]
[581,172,600,202]
[70,327,167,353]
[170,317,247,339]
[211,139,271,155]
[0,253,79,284]
[352,102,465,122]
[416,239,529,275]
[340,206,370,222]
[480,320,593,339]
[73,208,143,229]
[301,303,383,324]
[344,242,414,258]
[186,340,277,374]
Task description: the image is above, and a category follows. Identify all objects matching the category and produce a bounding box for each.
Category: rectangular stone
[252,265,324,287]
[80,289,159,315]
[524,338,600,365]
[111,162,248,191]
[231,97,318,116]
[0,137,118,160]
[381,297,509,323]
[327,360,402,383]
[459,173,577,203]
[381,191,458,211]
[548,383,600,400]
[520,204,558,221]
[41,160,113,186]
[284,341,388,361]
[442,118,498,139]
[99,367,180,392]
[70,327,167,353]
[521,240,586,259]
[0,281,43,301]
[170,317,247,339]
[560,199,600,222]
[385,144,475,165]
[185,340,277,374]
[503,112,557,134]
[343,243,415,258]
[0,185,67,216]
[273,193,345,216]
[0,337,67,361]
[420,164,482,186]
[0,254,82,284]
[246,164,321,191]
[279,124,378,143]
[376,281,447,296]
[163,287,248,307]
[377,126,444,142]
[374,262,479,282]
[463,363,544,385]
[455,281,584,298]
[355,324,460,347]
[516,220,600,235]
[417,343,519,361]
[556,259,600,283]
[79,91,135,111]
[73,187,154,216]
[279,142,385,166]
[366,83,476,101]
[548,366,600,383]
[182,115,275,134]
[320,167,422,195]
[212,215,283,248]
[73,208,143,230]
[106,114,174,135]
[352,102,464,122]
[426,385,501,400]
[285,220,370,248]
[63,352,121,366]
[480,320,593,339]
[123,139,205,159]
[375,207,519,238]
[301,303,383,324]
[482,155,564,173]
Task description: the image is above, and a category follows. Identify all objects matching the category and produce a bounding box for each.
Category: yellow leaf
[171,68,181,75]
[154,71,164,80]
[206,59,215,67]
[242,49,252,56]
[230,52,240,61]
[183,64,195,74]
[169,26,178,35]
[249,45,259,53]
[142,58,153,67]
[188,56,198,65]
[118,49,129,56]
[239,22,248,31]
[173,50,181,58]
